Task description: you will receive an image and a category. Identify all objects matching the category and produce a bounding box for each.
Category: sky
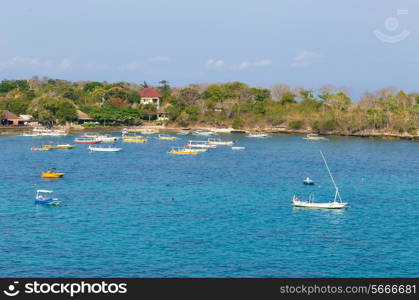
[1,0,419,99]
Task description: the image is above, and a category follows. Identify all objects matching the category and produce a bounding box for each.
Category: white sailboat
[292,151,348,209]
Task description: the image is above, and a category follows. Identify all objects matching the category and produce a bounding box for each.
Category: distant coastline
[1,79,418,141]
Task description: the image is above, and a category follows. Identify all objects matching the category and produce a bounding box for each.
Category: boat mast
[320,151,342,203]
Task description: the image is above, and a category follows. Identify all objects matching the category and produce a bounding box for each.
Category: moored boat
[207,138,234,146]
[75,138,101,144]
[193,130,216,136]
[96,135,119,143]
[303,133,328,141]
[88,145,122,152]
[186,140,216,149]
[168,147,199,155]
[41,168,65,178]
[292,151,348,209]
[247,133,269,138]
[41,144,75,150]
[157,134,178,141]
[35,190,61,205]
[303,177,315,185]
[31,146,51,151]
[231,146,246,150]
[123,135,148,143]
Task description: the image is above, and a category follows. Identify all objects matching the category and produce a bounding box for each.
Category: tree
[158,80,171,102]
[83,81,103,92]
[28,96,77,125]
[271,83,292,100]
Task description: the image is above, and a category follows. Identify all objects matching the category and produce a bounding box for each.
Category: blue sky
[0,0,418,99]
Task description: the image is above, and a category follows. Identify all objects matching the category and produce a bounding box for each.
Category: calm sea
[0,133,417,277]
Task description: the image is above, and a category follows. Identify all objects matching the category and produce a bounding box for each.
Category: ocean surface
[0,133,417,278]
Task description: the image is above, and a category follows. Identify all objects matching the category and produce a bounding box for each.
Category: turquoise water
[0,133,417,277]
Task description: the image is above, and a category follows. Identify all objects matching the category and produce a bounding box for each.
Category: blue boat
[35,190,61,206]
[303,177,315,185]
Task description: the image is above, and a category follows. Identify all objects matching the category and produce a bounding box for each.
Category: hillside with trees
[0,77,418,136]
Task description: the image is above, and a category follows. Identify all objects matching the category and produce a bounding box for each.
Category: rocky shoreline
[0,125,417,140]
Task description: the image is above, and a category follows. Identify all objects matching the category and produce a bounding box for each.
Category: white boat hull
[88,146,122,152]
[292,199,348,209]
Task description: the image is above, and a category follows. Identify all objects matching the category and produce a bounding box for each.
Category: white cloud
[291,51,321,68]
[0,56,72,72]
[235,59,273,70]
[206,59,225,69]
[149,56,170,63]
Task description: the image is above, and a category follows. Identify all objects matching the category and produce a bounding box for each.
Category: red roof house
[138,88,161,107]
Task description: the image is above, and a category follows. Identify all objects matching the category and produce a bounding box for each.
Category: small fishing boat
[168,147,199,155]
[193,130,216,136]
[31,146,51,151]
[35,129,67,136]
[123,136,148,143]
[96,135,119,143]
[157,134,178,141]
[75,138,101,144]
[41,168,64,178]
[303,133,328,141]
[231,146,246,150]
[292,151,348,209]
[207,138,234,146]
[185,147,208,153]
[41,144,75,150]
[303,177,315,185]
[35,190,61,205]
[247,133,269,138]
[186,141,216,149]
[88,145,122,152]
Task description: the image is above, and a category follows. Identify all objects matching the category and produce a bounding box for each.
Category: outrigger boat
[292,151,348,209]
[41,168,65,178]
[304,133,328,141]
[185,147,208,153]
[157,134,178,141]
[193,130,216,136]
[96,135,119,143]
[168,147,199,155]
[75,138,101,144]
[41,144,75,150]
[31,146,51,151]
[35,190,61,205]
[123,135,148,143]
[231,146,246,150]
[88,145,122,152]
[186,140,216,149]
[247,133,269,138]
[207,138,234,146]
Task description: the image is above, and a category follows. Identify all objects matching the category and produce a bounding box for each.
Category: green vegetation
[0,78,418,135]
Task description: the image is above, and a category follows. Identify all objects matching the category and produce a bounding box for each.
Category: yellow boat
[168,147,199,155]
[41,144,75,150]
[158,135,178,141]
[123,136,148,143]
[304,134,328,141]
[41,168,65,178]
